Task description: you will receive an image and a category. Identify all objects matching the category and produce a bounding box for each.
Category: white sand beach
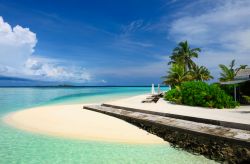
[4,94,250,145]
[3,103,165,144]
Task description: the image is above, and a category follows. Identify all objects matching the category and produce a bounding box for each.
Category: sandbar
[3,103,165,144]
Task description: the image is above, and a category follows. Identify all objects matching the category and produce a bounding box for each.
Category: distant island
[57,84,74,87]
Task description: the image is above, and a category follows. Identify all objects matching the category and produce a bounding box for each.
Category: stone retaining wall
[85,106,250,163]
[128,118,250,163]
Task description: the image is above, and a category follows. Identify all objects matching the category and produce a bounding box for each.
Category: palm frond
[229,59,235,70]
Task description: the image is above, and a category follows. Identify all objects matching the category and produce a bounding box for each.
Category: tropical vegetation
[219,59,247,82]
[218,60,249,104]
[168,40,200,72]
[163,41,213,88]
[191,65,213,81]
[163,40,248,108]
[162,64,192,87]
[164,81,239,109]
[242,95,250,104]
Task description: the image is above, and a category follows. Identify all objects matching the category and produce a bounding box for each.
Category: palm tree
[191,65,213,81]
[168,41,201,71]
[162,64,192,88]
[219,59,247,82]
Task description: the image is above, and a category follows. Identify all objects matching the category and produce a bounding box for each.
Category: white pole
[151,84,155,95]
[158,84,160,94]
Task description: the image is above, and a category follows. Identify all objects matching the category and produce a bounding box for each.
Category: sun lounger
[146,97,154,99]
[142,99,154,103]
[142,95,160,103]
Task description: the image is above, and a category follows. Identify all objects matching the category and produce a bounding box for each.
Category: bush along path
[165,81,239,109]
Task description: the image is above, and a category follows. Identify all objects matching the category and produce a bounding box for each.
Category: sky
[0,0,249,86]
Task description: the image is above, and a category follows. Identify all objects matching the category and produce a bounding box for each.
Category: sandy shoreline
[3,103,165,144]
[4,93,250,144]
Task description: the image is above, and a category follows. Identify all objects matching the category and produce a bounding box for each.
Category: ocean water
[0,87,216,164]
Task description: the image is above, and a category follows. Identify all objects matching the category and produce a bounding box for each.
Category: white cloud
[0,16,37,68]
[0,65,8,73]
[170,1,250,48]
[168,0,250,79]
[116,20,154,49]
[121,20,144,34]
[0,16,91,83]
[24,58,91,82]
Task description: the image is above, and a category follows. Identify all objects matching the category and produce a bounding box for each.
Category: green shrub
[219,84,234,95]
[164,86,182,104]
[164,81,239,109]
[242,95,250,104]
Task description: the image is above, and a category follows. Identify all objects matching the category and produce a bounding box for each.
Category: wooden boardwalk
[102,103,250,131]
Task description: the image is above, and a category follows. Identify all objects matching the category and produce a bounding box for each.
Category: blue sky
[0,0,249,86]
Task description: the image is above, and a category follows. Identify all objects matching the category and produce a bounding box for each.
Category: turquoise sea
[0,87,216,163]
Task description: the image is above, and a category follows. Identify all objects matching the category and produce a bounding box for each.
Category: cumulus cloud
[0,16,91,83]
[0,16,37,68]
[169,0,250,78]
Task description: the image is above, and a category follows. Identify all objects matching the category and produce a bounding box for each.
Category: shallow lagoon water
[0,87,216,163]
